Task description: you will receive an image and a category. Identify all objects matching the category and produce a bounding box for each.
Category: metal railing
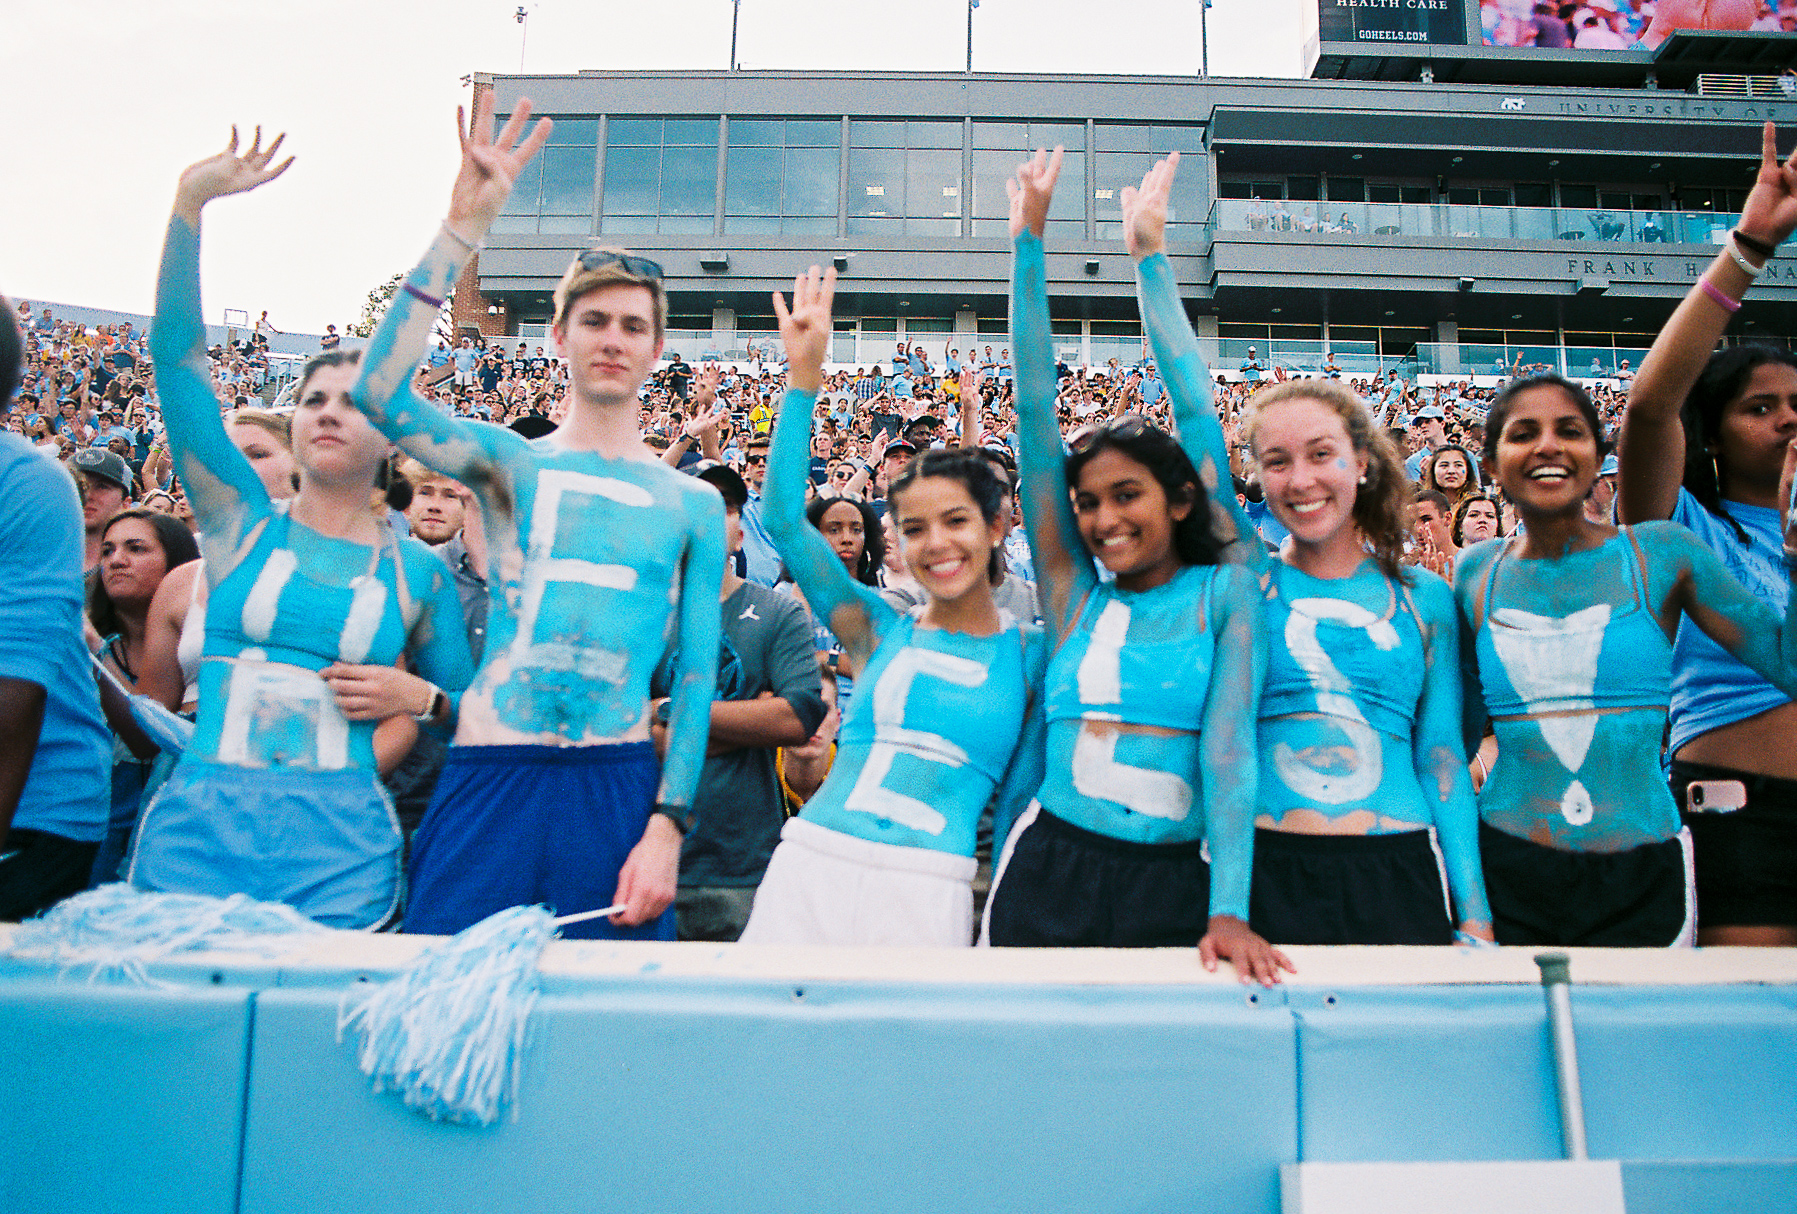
[1207,199,1738,246]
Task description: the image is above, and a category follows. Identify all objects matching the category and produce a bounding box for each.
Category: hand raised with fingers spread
[447,91,554,246]
[1119,151,1182,262]
[1005,146,1064,240]
[1738,122,1797,251]
[174,126,295,220]
[773,265,837,393]
[1780,437,1797,556]
[693,363,721,410]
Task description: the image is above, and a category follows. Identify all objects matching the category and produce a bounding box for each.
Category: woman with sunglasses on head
[1126,153,1493,949]
[739,266,1045,946]
[1458,366,1797,946]
[127,128,476,930]
[983,150,1286,983]
[1618,122,1797,947]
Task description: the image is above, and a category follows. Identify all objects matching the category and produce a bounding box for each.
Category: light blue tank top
[800,612,1041,858]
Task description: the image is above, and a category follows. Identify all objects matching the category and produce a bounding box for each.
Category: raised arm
[1411,575,1493,939]
[151,128,293,567]
[1125,153,1261,569]
[767,266,894,661]
[1622,123,1797,524]
[1008,147,1095,640]
[351,95,551,484]
[990,635,1048,853]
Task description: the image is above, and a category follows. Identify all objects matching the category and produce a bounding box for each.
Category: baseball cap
[71,446,134,493]
[885,437,919,456]
[1415,405,1446,421]
[687,459,748,510]
[1599,454,1619,477]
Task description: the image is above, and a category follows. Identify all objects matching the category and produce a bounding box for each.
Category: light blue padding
[1458,522,1797,852]
[1012,233,1264,920]
[0,977,250,1214]
[765,387,1046,860]
[1622,1161,1797,1214]
[1668,488,1792,754]
[237,978,1296,1214]
[346,238,724,811]
[1291,984,1797,1165]
[150,217,475,777]
[800,612,1046,858]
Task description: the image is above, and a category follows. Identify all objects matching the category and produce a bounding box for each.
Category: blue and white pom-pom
[8,884,323,985]
[337,903,614,1127]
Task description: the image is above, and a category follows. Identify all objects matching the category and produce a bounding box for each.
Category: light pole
[731,0,742,70]
[966,0,979,75]
[1200,0,1212,78]
[515,6,529,73]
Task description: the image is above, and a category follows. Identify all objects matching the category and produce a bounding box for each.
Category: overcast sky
[3,0,1303,333]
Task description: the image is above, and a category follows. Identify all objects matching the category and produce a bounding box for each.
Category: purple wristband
[403,282,445,310]
[1699,278,1741,314]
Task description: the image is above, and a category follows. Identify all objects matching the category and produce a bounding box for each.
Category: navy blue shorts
[404,742,672,941]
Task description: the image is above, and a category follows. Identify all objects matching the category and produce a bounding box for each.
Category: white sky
[1,0,1302,334]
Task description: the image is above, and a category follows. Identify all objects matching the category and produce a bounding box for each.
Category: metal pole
[731,0,741,71]
[966,0,974,74]
[515,7,528,73]
[1535,952,1590,1162]
[1200,0,1210,78]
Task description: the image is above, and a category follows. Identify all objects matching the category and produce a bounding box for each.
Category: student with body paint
[739,266,1046,947]
[982,150,1286,983]
[1458,367,1797,947]
[129,129,477,930]
[347,96,724,941]
[1619,121,1797,947]
[1125,154,1492,947]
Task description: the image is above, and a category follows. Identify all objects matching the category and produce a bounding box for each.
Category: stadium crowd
[3,107,1794,979]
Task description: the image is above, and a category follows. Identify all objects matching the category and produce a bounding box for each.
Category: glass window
[972,122,1029,149]
[539,146,596,217]
[659,144,717,215]
[848,147,905,217]
[908,121,963,149]
[724,130,840,234]
[1327,177,1364,202]
[730,120,785,146]
[786,120,840,146]
[547,119,599,147]
[600,119,720,232]
[911,148,962,219]
[726,145,782,216]
[603,146,661,215]
[608,119,663,146]
[1094,123,1203,153]
[785,146,839,216]
[845,124,964,234]
[664,119,719,146]
[851,121,907,148]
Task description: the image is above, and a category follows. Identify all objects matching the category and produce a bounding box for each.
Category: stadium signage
[1554,99,1795,122]
[1562,257,1796,282]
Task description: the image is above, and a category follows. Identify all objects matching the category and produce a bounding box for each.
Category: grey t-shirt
[880,570,1041,626]
[678,580,825,888]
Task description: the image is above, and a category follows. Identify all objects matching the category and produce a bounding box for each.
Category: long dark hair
[1484,373,1611,459]
[890,447,1009,586]
[805,494,886,586]
[1680,344,1797,545]
[1064,420,1227,566]
[88,508,200,641]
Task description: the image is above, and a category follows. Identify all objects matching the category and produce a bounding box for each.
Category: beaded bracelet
[1699,278,1742,314]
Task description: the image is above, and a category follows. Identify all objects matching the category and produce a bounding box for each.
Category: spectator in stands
[70,447,135,576]
[661,461,823,942]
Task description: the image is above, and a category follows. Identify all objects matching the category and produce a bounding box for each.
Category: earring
[1358,473,1367,485]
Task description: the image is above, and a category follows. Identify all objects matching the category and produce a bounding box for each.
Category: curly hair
[1062,418,1229,567]
[1242,379,1412,580]
[1679,344,1797,546]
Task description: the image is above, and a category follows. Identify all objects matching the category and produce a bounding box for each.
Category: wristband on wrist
[1727,241,1766,278]
[1699,278,1742,314]
[412,683,447,722]
[403,282,445,310]
[440,221,480,253]
[1732,229,1778,259]
[654,802,696,835]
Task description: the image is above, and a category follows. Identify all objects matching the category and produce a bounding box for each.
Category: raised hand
[958,366,978,402]
[1737,123,1797,251]
[1119,151,1181,262]
[1781,437,1797,555]
[692,363,721,411]
[772,265,837,393]
[447,91,554,246]
[174,126,295,221]
[1005,146,1064,240]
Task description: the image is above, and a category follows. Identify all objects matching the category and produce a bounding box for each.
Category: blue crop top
[1260,562,1426,742]
[801,611,1046,859]
[1473,529,1672,721]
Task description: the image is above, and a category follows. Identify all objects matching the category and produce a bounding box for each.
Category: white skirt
[738,817,977,947]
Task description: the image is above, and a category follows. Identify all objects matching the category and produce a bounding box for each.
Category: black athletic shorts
[984,805,1211,948]
[1479,819,1692,947]
[0,829,99,923]
[1672,759,1797,929]
[1249,827,1454,946]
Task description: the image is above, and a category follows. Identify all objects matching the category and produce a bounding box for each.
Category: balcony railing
[1207,199,1740,246]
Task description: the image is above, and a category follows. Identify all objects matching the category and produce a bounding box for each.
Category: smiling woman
[1455,371,1797,946]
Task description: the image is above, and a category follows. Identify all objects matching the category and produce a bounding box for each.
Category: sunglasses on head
[1067,413,1152,454]
[574,250,664,282]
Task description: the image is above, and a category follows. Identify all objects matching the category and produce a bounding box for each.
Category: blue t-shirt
[0,431,110,842]
[1669,488,1792,754]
